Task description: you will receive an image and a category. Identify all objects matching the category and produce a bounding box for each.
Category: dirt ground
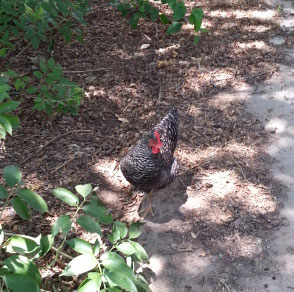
[0,0,292,290]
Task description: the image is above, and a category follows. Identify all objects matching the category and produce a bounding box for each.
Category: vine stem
[50,198,87,267]
[8,41,31,67]
[0,187,16,222]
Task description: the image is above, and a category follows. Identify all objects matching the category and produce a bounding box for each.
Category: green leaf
[115,221,128,239]
[17,189,48,213]
[129,241,149,261]
[67,238,93,255]
[167,22,183,34]
[172,2,186,21]
[47,57,56,69]
[134,276,151,292]
[75,184,92,198]
[116,241,149,261]
[130,12,141,28]
[3,165,22,187]
[14,78,22,91]
[11,197,29,220]
[39,234,54,256]
[26,86,38,94]
[52,215,71,237]
[0,185,8,198]
[4,236,39,254]
[0,101,20,114]
[128,222,144,239]
[116,241,137,256]
[31,35,40,49]
[93,238,100,256]
[150,8,159,21]
[76,215,102,235]
[40,85,48,92]
[4,69,17,78]
[167,0,176,8]
[0,84,11,94]
[0,48,6,57]
[52,188,79,206]
[5,274,40,292]
[4,255,41,284]
[194,35,200,45]
[33,71,43,79]
[0,125,6,139]
[61,254,98,277]
[82,202,113,224]
[77,272,102,292]
[39,59,47,73]
[105,271,137,292]
[101,252,135,280]
[60,23,72,43]
[189,8,203,32]
[2,115,20,129]
[0,116,12,135]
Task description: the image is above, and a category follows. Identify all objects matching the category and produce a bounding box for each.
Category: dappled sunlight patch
[221,234,263,258]
[268,136,294,156]
[93,158,128,189]
[149,254,166,274]
[85,86,107,98]
[209,9,276,20]
[177,146,218,170]
[244,184,277,214]
[237,40,271,50]
[243,25,271,33]
[180,194,209,213]
[223,142,256,158]
[207,170,238,198]
[265,118,287,134]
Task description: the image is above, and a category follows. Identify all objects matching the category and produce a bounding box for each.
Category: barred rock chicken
[120,107,179,216]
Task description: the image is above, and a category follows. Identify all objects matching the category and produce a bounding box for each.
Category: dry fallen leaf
[141,44,150,50]
[115,114,129,123]
[157,60,169,69]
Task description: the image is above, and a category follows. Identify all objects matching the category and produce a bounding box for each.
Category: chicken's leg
[139,190,155,217]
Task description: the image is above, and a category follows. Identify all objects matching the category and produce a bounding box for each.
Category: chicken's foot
[139,191,155,217]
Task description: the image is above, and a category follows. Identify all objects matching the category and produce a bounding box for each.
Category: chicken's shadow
[144,172,192,224]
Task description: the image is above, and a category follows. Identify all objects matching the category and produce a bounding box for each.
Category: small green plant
[0,0,90,55]
[0,165,150,291]
[0,72,21,139]
[112,0,206,44]
[276,4,283,16]
[26,58,83,115]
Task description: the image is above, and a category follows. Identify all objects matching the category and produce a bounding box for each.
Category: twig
[63,68,108,74]
[217,278,231,292]
[231,156,250,184]
[52,247,74,260]
[5,38,24,58]
[179,177,187,188]
[20,129,91,166]
[8,41,31,67]
[51,156,77,174]
[162,248,194,255]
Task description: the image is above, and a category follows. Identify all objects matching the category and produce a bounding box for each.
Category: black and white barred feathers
[120,107,179,192]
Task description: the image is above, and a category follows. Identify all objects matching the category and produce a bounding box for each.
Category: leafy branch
[0,165,150,292]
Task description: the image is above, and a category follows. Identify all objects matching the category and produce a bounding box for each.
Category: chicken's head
[149,131,162,154]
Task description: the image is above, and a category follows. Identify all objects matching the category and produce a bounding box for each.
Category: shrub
[0,165,150,292]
